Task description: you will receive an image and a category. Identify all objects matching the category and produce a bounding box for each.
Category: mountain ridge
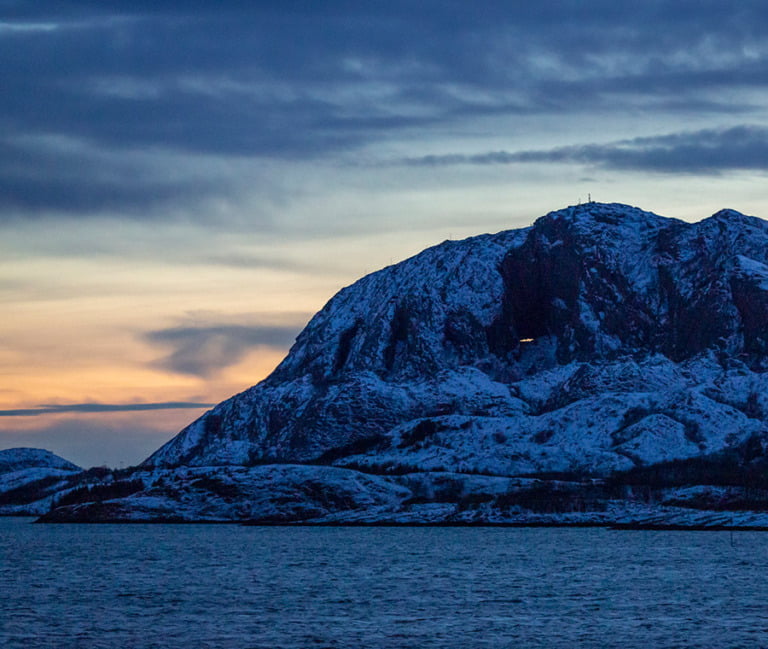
[143,202,768,471]
[32,202,768,525]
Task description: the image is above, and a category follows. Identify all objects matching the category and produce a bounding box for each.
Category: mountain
[0,448,82,515]
[40,203,768,526]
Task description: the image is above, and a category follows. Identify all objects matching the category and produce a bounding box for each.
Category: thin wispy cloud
[0,402,214,417]
[403,126,768,174]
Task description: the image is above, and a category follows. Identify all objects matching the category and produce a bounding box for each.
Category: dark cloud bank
[1,1,768,215]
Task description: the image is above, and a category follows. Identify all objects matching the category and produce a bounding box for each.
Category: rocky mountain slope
[0,448,82,515]
[40,203,768,525]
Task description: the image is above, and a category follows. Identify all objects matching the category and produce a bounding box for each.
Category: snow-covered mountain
[41,203,768,525]
[0,448,81,515]
[144,203,768,472]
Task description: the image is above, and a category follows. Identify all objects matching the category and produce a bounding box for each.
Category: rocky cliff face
[141,203,768,479]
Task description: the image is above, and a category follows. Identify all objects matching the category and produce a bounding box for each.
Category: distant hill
[0,448,81,516]
[0,447,80,473]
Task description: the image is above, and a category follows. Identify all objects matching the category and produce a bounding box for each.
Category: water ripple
[2,520,767,648]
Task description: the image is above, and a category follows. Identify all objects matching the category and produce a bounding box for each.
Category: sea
[2,517,767,649]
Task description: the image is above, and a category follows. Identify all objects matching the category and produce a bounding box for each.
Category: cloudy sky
[2,1,768,467]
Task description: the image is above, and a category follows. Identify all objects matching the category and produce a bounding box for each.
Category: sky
[2,1,768,468]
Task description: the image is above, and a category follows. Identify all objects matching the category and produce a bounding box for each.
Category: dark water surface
[2,517,767,648]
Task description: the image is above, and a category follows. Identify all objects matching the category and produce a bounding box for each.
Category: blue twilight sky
[2,1,767,467]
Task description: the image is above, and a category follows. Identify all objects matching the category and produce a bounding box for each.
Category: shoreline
[8,514,766,531]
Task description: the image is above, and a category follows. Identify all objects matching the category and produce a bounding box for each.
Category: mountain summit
[42,203,768,524]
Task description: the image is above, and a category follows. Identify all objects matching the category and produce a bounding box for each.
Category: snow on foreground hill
[40,203,768,525]
[0,448,81,515]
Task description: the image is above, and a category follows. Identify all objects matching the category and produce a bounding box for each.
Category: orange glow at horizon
[0,249,320,410]
[0,344,290,466]
[0,232,343,468]
[0,344,289,411]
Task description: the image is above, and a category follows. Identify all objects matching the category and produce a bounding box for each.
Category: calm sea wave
[2,517,767,648]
